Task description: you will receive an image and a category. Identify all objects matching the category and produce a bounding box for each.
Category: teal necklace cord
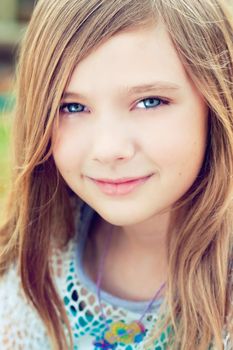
[93,226,166,349]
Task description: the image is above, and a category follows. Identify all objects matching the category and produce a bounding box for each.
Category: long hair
[0,0,232,349]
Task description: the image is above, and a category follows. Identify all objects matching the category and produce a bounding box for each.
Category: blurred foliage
[0,114,11,223]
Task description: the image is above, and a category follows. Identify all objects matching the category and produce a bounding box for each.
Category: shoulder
[0,201,91,350]
[0,264,51,349]
[223,332,233,350]
[223,266,233,349]
[0,234,78,350]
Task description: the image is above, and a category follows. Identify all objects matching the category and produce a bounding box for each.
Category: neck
[85,210,170,301]
[115,209,170,254]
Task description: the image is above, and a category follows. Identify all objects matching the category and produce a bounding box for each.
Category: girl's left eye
[136,97,168,109]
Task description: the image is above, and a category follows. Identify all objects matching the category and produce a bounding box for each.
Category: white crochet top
[0,203,231,349]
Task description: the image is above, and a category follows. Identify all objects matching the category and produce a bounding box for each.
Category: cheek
[142,109,208,176]
[52,126,86,175]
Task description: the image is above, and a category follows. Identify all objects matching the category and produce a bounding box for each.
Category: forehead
[66,22,190,95]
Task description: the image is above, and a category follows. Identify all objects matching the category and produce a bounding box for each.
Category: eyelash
[59,97,170,115]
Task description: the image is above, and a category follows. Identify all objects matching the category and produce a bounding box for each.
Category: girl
[0,0,232,349]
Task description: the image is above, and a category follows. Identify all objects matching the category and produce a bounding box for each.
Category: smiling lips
[88,174,153,196]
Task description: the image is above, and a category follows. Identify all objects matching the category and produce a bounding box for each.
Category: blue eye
[59,102,87,114]
[136,97,167,109]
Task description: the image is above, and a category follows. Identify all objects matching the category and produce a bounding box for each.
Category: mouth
[87,174,153,196]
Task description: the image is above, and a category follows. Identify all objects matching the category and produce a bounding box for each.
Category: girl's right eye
[59,102,89,115]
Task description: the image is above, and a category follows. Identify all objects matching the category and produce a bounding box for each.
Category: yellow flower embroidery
[105,321,145,344]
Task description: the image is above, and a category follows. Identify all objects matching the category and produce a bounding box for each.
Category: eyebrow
[126,82,181,94]
[62,81,181,99]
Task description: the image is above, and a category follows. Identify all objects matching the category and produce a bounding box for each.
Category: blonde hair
[0,0,232,349]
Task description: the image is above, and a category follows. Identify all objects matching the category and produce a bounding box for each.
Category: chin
[102,215,138,227]
[94,206,153,227]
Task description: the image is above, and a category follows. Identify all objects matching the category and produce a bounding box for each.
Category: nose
[92,119,135,165]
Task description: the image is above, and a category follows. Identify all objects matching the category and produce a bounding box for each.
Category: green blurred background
[0,0,35,222]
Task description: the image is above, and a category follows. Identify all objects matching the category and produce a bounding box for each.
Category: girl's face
[53,22,208,226]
